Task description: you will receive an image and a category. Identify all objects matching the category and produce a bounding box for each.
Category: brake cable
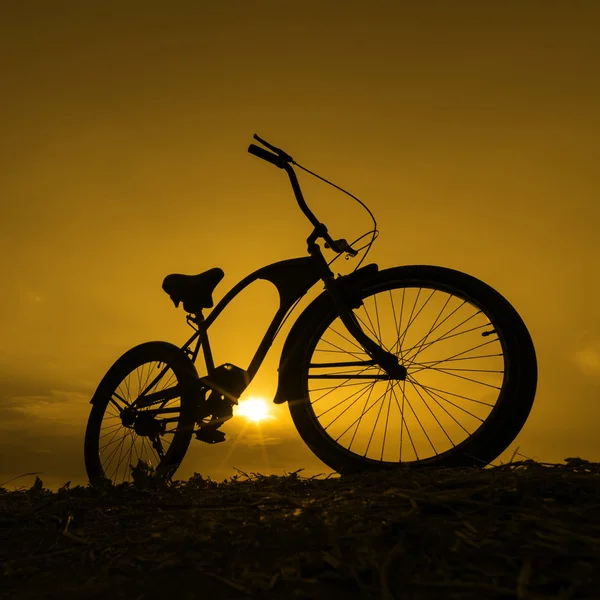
[292,160,379,272]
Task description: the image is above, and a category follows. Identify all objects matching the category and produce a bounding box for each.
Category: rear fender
[273,263,379,404]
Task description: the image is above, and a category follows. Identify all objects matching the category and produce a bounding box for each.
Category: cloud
[0,389,90,428]
[572,336,600,380]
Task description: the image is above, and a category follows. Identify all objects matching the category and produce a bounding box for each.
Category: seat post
[198,319,216,373]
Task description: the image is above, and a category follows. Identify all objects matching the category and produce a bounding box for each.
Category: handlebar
[247,144,282,167]
[247,133,294,168]
[253,134,294,162]
[248,134,358,257]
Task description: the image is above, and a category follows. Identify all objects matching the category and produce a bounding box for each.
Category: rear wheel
[84,341,199,486]
[286,265,537,474]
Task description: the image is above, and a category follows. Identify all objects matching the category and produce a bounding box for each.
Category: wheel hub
[121,407,137,427]
[371,348,408,381]
[120,408,164,437]
[386,363,407,380]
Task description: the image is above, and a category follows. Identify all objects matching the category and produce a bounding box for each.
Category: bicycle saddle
[162,268,224,312]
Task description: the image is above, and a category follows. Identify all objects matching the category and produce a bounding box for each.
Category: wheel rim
[305,281,509,466]
[97,360,184,484]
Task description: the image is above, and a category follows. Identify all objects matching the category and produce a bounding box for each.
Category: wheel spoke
[99,426,125,456]
[397,288,437,353]
[315,379,377,418]
[408,380,497,409]
[309,380,375,393]
[380,381,393,461]
[404,291,453,362]
[402,311,484,364]
[98,424,125,446]
[410,363,502,390]
[399,295,468,360]
[111,431,129,483]
[407,376,490,422]
[391,288,406,359]
[355,298,385,350]
[321,326,369,357]
[136,362,145,399]
[364,380,388,456]
[389,382,419,460]
[347,384,377,452]
[303,276,523,467]
[416,351,503,363]
[402,380,456,446]
[90,354,190,486]
[310,364,376,406]
[328,380,397,443]
[392,381,435,458]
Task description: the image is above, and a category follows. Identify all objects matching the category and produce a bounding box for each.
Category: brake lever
[325,238,358,257]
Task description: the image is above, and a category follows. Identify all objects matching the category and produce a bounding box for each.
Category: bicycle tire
[285,265,537,474]
[84,341,199,486]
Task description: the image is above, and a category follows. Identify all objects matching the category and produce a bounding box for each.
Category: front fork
[325,275,407,380]
[305,227,407,381]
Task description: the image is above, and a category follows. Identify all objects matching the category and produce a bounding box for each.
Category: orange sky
[1,1,599,490]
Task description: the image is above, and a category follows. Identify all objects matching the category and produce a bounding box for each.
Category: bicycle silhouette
[84,135,538,486]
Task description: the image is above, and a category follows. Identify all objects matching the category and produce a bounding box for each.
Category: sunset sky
[1,1,599,490]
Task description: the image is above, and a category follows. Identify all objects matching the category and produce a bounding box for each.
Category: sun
[236,396,274,423]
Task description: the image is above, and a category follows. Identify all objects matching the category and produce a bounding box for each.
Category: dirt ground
[1,458,599,600]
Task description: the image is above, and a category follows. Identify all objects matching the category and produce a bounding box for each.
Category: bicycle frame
[175,226,398,401]
[133,142,405,413]
[181,252,327,384]
[132,244,383,420]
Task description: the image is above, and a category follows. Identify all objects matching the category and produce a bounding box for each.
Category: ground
[1,459,599,599]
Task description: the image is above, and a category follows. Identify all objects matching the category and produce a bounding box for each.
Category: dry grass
[1,457,599,599]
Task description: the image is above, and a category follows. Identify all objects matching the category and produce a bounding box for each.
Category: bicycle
[84,134,538,486]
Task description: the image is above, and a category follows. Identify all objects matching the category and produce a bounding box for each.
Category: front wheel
[84,341,199,486]
[286,265,538,474]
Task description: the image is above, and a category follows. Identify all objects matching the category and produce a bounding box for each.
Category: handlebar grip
[248,144,283,168]
[253,134,293,162]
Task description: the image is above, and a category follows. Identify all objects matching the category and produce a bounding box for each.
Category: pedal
[195,428,226,444]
